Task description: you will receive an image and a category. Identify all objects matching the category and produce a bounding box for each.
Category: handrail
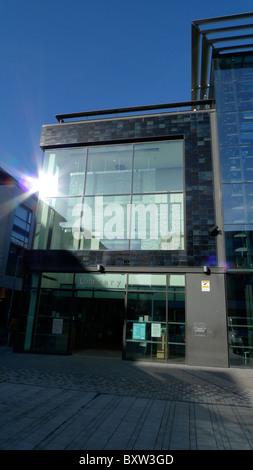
[55,99,215,122]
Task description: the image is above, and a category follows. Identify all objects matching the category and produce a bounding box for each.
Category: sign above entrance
[76,273,126,290]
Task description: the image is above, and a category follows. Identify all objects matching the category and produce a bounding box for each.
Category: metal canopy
[191,12,253,101]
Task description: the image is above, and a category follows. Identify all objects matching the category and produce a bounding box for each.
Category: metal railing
[55,99,215,122]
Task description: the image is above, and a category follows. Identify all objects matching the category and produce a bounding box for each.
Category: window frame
[38,139,185,251]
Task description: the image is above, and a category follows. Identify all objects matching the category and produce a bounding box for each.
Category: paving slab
[0,346,253,458]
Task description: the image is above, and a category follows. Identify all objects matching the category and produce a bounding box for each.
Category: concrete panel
[186,273,228,367]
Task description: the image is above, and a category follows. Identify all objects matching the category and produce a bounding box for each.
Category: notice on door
[133,323,146,340]
[201,280,210,292]
[52,318,63,334]
[151,323,161,338]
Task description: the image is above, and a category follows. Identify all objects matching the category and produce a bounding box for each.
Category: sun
[22,171,58,199]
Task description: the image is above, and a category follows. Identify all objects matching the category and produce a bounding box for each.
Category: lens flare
[0,167,39,221]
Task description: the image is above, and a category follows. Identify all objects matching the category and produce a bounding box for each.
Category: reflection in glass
[223,183,253,224]
[41,149,85,197]
[127,274,185,289]
[220,146,253,184]
[35,140,185,252]
[127,292,166,321]
[85,145,132,195]
[41,272,74,289]
[130,193,184,250]
[128,274,166,290]
[133,141,183,193]
[33,197,81,250]
[225,227,253,268]
[214,57,253,275]
[80,195,131,250]
[168,274,185,288]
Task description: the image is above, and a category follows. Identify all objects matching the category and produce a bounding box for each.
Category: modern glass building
[14,13,253,367]
[192,12,253,366]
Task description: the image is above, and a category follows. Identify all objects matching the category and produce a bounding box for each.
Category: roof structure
[191,12,253,101]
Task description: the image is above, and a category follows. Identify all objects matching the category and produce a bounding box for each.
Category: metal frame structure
[191,12,253,101]
[55,99,214,122]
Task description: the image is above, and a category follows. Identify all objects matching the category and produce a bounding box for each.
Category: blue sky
[1,0,253,185]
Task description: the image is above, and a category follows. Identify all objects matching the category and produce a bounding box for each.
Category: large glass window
[219,146,253,184]
[133,141,183,193]
[11,204,32,248]
[128,274,167,290]
[33,197,81,250]
[222,183,253,225]
[130,193,184,250]
[224,226,253,268]
[85,145,132,195]
[79,195,131,250]
[41,149,85,197]
[35,140,184,251]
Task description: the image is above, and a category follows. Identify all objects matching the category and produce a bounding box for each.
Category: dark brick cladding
[36,111,216,269]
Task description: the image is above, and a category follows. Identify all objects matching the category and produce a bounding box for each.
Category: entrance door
[73,291,125,352]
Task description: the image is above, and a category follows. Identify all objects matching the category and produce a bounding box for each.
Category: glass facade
[214,54,253,367]
[17,272,185,361]
[33,197,81,250]
[214,54,253,269]
[34,141,184,251]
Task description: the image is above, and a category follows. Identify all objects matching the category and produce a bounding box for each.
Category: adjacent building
[0,168,36,345]
[13,13,253,368]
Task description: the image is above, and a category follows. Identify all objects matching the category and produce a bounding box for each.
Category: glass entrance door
[73,293,125,351]
[125,274,185,362]
[73,273,126,352]
[19,271,185,360]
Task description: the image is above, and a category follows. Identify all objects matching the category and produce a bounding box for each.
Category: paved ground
[0,346,253,453]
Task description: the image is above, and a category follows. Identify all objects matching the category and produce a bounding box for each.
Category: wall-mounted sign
[133,323,146,340]
[194,322,207,337]
[201,280,210,292]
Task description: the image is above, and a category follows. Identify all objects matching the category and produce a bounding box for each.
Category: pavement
[1,346,253,455]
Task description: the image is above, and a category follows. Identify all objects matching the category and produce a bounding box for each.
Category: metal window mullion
[78,148,88,250]
[166,274,169,361]
[127,145,135,249]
